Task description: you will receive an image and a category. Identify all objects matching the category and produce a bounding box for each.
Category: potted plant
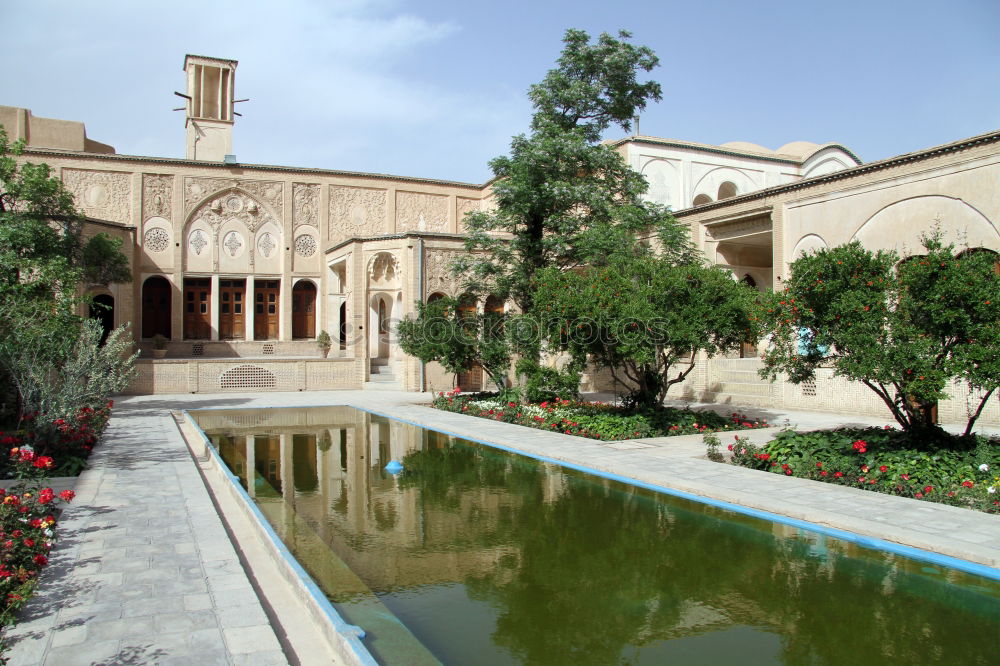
[316,330,332,358]
[151,334,168,359]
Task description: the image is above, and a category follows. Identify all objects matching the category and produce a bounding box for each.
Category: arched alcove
[292,280,317,339]
[141,276,172,339]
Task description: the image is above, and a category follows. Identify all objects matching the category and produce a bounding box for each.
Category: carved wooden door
[219,279,246,340]
[254,280,280,340]
[183,278,211,340]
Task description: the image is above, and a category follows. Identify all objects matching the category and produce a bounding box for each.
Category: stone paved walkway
[5,390,999,665]
[4,402,287,665]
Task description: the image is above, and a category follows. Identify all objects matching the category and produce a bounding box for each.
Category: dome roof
[776,141,821,159]
[719,141,773,154]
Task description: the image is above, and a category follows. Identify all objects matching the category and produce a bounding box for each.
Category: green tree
[535,251,762,408]
[760,235,1000,435]
[0,127,134,428]
[397,296,512,392]
[456,29,673,315]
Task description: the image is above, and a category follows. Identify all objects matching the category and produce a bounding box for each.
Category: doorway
[183,278,212,340]
[292,281,317,339]
[219,279,246,340]
[254,280,280,340]
[141,276,171,339]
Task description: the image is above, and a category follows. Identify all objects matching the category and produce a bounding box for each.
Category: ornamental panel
[143,228,170,253]
[329,186,386,242]
[396,191,449,233]
[142,174,173,221]
[293,183,320,229]
[294,234,317,257]
[63,169,131,223]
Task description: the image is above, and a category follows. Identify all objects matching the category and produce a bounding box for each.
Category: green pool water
[193,406,1000,665]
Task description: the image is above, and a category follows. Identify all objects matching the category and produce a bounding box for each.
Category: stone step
[363,380,403,391]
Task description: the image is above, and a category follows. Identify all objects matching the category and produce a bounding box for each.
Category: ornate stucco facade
[3,55,999,425]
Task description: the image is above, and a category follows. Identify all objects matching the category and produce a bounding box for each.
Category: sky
[4,0,999,184]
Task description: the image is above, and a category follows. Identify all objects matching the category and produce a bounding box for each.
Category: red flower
[784,469,793,476]
[816,462,823,468]
[834,471,844,478]
[923,485,934,494]
[961,480,974,488]
[901,474,910,481]
[878,465,888,473]
[820,470,828,477]
[915,492,924,499]
[33,554,47,566]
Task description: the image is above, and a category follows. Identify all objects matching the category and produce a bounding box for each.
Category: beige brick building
[3,55,998,425]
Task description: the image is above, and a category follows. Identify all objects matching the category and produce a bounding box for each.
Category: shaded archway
[692,194,713,206]
[456,294,482,391]
[292,281,317,339]
[89,294,114,346]
[141,276,171,339]
[717,181,738,200]
[739,275,758,358]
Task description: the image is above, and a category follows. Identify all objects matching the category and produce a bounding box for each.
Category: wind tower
[179,55,239,161]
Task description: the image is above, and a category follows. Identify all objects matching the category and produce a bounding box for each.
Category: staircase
[364,358,403,391]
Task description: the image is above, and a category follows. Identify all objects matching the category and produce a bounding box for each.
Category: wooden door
[183,278,212,340]
[254,280,279,340]
[292,281,317,339]
[219,279,246,340]
[141,276,171,339]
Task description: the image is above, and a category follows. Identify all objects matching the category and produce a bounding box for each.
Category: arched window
[292,281,317,339]
[692,194,713,206]
[142,276,171,339]
[427,292,446,303]
[718,181,738,200]
[377,298,389,335]
[339,302,347,350]
[89,293,114,346]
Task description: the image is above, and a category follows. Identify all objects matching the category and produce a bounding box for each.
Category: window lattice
[220,364,277,390]
[192,342,205,356]
[262,344,275,355]
[801,380,817,397]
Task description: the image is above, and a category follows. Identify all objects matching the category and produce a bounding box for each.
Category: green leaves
[761,235,1000,434]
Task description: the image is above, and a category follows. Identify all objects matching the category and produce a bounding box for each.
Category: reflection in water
[194,407,1000,666]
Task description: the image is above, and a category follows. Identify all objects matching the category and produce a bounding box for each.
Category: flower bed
[717,426,999,513]
[0,448,75,659]
[432,389,769,440]
[0,401,112,477]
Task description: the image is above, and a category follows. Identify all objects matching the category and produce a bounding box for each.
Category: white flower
[979,463,990,472]
[988,486,996,494]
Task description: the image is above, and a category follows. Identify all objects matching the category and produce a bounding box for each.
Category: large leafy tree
[400,29,697,394]
[760,236,1000,435]
[535,250,762,408]
[456,29,672,314]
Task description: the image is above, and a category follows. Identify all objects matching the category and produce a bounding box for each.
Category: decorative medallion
[224,195,244,213]
[258,232,276,258]
[190,230,208,256]
[294,234,317,257]
[223,231,244,257]
[144,228,170,253]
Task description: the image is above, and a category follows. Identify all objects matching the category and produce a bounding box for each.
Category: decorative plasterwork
[223,231,245,257]
[294,234,317,257]
[62,169,131,223]
[190,230,209,255]
[184,177,282,217]
[143,228,170,253]
[293,183,320,229]
[188,189,277,233]
[329,186,386,240]
[367,252,400,288]
[258,232,277,258]
[425,249,466,296]
[396,191,449,232]
[142,174,173,221]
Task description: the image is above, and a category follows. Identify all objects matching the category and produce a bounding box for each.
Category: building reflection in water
[193,407,1000,666]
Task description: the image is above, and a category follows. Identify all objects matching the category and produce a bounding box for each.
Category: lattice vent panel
[220,364,277,390]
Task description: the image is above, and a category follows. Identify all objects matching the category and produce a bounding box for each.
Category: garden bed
[717,426,1000,514]
[431,389,770,440]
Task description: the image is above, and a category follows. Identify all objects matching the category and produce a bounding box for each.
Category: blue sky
[4,0,998,183]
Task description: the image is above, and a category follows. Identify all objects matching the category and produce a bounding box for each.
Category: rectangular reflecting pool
[191,406,1000,665]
